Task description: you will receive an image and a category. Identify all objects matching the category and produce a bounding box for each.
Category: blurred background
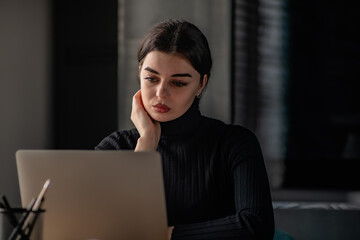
[1,0,360,206]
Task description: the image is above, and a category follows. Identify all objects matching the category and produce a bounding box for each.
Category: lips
[153,103,170,113]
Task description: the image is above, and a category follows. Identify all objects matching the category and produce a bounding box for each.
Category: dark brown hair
[137,19,212,85]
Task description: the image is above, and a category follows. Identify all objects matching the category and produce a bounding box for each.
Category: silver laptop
[16,150,168,240]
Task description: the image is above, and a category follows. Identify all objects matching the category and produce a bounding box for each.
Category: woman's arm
[131,90,161,151]
[170,130,274,240]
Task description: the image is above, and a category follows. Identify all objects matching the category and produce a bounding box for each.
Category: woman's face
[139,50,207,122]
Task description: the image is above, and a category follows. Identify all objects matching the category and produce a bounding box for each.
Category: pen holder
[0,208,45,240]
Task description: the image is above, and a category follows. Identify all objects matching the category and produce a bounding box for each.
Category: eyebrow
[144,67,192,78]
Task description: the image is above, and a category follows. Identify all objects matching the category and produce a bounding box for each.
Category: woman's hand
[131,90,161,151]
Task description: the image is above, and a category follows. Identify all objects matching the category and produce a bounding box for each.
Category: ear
[197,74,208,96]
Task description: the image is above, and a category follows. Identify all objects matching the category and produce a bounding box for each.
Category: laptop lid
[16,150,168,240]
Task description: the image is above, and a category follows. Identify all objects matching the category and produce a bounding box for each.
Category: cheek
[184,89,198,102]
[177,92,196,109]
[186,95,196,107]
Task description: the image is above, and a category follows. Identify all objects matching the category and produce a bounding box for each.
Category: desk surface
[273,201,360,240]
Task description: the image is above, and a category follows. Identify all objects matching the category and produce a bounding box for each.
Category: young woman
[96,19,274,239]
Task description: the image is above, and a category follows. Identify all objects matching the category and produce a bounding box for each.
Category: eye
[172,81,187,87]
[144,76,158,83]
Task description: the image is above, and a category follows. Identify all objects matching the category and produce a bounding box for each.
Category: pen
[17,179,51,240]
[8,198,36,240]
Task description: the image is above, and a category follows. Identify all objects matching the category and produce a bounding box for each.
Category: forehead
[141,51,197,74]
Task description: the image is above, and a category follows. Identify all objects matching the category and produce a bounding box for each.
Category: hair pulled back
[137,19,212,84]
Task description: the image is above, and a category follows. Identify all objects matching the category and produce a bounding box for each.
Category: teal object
[274,228,295,240]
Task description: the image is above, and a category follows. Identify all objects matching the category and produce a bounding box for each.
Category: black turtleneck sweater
[96,101,274,240]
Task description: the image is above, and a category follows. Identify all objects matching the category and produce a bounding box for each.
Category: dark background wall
[52,0,118,149]
[1,0,53,205]
[284,1,360,190]
[232,0,360,191]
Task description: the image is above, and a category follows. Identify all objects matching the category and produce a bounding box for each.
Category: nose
[156,82,170,98]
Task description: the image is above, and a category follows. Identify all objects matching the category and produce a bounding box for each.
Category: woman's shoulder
[201,115,256,139]
[95,128,139,150]
[200,116,261,154]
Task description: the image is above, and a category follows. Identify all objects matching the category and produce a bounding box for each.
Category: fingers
[131,90,146,121]
[131,90,161,151]
[130,89,153,134]
[132,90,143,111]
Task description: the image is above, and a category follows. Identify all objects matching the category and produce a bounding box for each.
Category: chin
[150,113,177,123]
[151,116,173,123]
